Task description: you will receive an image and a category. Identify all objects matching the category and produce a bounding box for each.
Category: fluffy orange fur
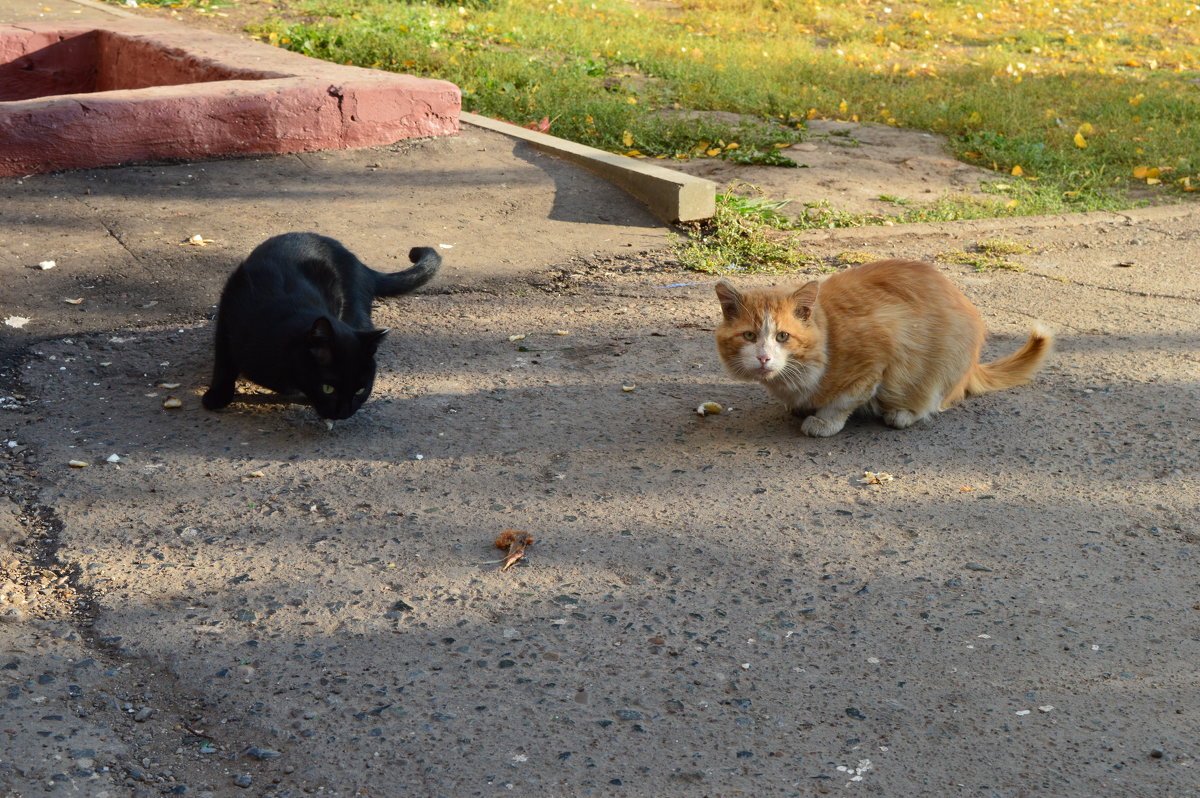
[714,260,1053,437]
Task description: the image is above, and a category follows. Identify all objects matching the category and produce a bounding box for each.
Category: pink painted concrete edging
[0,20,461,176]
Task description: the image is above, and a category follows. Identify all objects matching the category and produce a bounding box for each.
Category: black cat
[202,232,441,420]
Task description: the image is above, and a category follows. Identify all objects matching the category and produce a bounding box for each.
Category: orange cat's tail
[964,323,1055,397]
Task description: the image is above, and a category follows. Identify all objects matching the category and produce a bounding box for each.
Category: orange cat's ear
[715,281,743,321]
[791,280,820,321]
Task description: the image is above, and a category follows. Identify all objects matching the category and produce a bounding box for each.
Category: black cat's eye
[742,331,757,342]
[776,331,791,343]
[321,384,335,395]
[355,388,366,396]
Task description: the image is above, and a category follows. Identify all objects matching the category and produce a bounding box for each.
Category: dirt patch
[667,119,999,216]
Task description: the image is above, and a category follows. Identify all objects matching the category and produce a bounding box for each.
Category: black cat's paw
[202,386,234,410]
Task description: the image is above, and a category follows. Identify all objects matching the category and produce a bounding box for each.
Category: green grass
[245,0,1200,210]
[672,192,822,275]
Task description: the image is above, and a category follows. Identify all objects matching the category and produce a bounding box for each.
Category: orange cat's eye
[742,331,757,342]
[776,332,791,342]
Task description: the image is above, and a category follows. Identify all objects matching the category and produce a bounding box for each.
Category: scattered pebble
[162,397,183,409]
[696,401,723,416]
[507,334,526,342]
[68,460,88,468]
[37,260,56,270]
[64,298,84,305]
[622,384,637,392]
[106,454,121,464]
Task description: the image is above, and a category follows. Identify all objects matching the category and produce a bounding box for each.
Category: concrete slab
[0,19,460,176]
[463,111,717,223]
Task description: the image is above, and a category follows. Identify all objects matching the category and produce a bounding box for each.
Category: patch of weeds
[672,192,819,275]
[877,195,913,206]
[723,146,803,167]
[833,251,880,266]
[719,189,793,225]
[792,201,889,230]
[935,240,1032,272]
[134,0,231,7]
[976,237,1037,256]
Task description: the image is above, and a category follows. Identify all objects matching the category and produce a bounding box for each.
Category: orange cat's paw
[800,415,844,437]
[883,409,918,429]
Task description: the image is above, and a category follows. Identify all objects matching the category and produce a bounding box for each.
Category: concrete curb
[461,111,716,223]
[0,19,460,176]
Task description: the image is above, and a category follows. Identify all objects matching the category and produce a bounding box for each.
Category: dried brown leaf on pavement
[495,529,534,571]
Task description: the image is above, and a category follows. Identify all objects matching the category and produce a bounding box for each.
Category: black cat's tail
[372,246,442,297]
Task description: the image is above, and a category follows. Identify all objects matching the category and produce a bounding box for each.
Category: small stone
[233,774,252,788]
[246,746,280,760]
[965,562,993,572]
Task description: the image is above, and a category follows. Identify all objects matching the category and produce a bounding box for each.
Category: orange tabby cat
[714,259,1052,436]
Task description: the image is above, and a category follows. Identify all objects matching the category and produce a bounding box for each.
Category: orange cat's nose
[758,355,771,366]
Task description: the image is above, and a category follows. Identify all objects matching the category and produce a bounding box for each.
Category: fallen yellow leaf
[1073,132,1088,148]
[622,130,633,148]
[1011,165,1024,177]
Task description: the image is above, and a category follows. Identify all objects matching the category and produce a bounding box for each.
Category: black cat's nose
[319,405,357,421]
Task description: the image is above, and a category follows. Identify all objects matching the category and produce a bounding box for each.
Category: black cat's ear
[791,280,820,322]
[359,328,389,352]
[306,317,334,342]
[715,281,743,321]
[306,317,335,365]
